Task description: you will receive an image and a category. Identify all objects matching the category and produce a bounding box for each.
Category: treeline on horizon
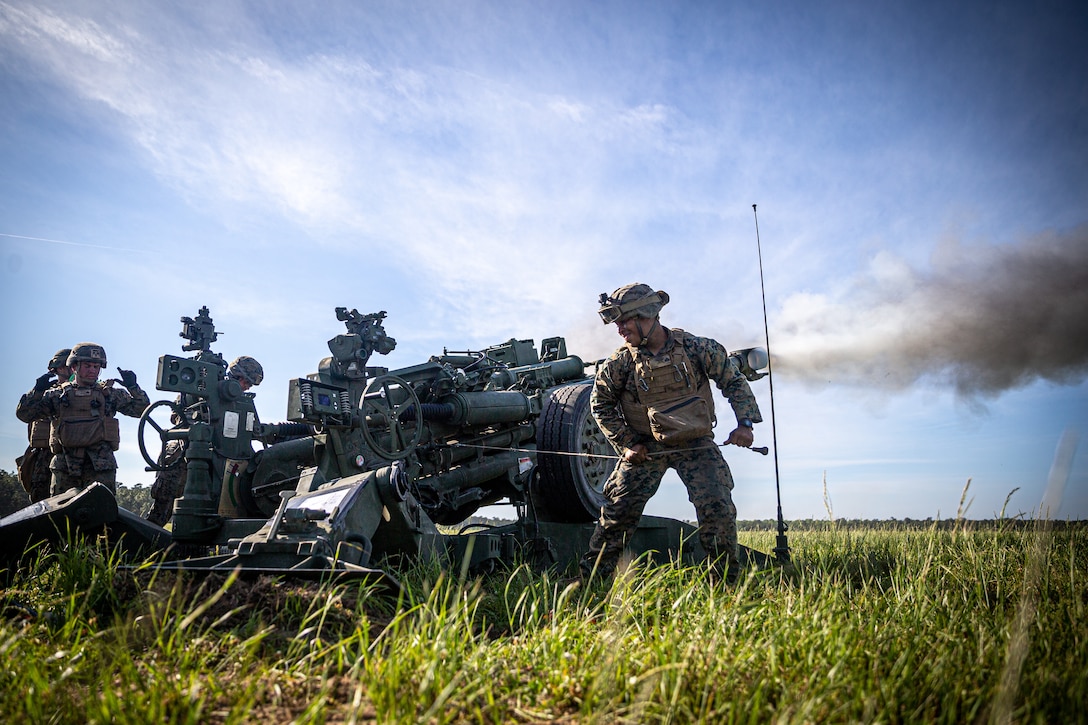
[463,515,1087,531]
[1,471,1083,528]
[732,517,1086,531]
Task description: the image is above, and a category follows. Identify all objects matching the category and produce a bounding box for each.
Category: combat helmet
[67,342,107,367]
[48,348,72,371]
[228,356,264,386]
[597,283,670,324]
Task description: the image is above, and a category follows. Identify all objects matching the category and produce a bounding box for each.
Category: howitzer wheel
[360,374,424,461]
[532,381,614,522]
[137,399,185,472]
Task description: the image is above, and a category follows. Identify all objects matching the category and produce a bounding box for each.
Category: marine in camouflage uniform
[146,355,264,526]
[14,348,72,502]
[145,437,186,526]
[580,283,762,580]
[16,342,150,496]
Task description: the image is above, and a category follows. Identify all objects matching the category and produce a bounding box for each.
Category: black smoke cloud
[772,224,1088,398]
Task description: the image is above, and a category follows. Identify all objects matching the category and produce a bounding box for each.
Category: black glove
[34,372,55,392]
[117,367,138,389]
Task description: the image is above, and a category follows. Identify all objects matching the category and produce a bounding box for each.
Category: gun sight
[179,306,220,353]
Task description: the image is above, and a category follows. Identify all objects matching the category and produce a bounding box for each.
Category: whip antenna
[752,204,790,564]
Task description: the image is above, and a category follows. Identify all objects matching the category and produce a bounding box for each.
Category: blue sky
[1,0,1085,522]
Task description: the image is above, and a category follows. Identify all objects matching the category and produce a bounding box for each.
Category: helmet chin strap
[634,316,661,347]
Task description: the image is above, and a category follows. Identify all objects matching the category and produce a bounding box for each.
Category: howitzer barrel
[509,355,586,384]
[434,354,478,368]
[432,391,533,426]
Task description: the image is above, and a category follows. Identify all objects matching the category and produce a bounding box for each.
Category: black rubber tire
[533,381,615,522]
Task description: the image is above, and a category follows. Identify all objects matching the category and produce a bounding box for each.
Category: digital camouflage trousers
[18,446,54,503]
[50,455,117,496]
[580,437,738,578]
[147,439,186,526]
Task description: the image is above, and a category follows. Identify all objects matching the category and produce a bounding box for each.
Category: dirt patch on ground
[114,569,395,640]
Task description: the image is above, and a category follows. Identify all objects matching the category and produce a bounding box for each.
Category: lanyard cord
[450,441,768,459]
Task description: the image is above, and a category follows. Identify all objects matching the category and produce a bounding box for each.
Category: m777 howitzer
[0,307,773,590]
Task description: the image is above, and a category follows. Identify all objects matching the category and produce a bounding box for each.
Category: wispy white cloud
[2,2,728,339]
[0,1,133,64]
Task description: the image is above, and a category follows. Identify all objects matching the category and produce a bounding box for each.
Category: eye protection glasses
[597,292,662,324]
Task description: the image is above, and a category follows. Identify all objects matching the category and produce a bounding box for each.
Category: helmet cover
[597,283,670,324]
[229,356,264,386]
[66,342,107,367]
[48,348,72,371]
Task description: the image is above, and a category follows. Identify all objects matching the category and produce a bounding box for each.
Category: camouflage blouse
[16,380,151,472]
[591,327,763,451]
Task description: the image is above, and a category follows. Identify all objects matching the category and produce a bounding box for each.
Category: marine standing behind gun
[146,355,264,526]
[15,348,72,502]
[16,342,150,496]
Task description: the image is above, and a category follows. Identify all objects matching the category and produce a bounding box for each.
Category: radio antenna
[752,204,790,564]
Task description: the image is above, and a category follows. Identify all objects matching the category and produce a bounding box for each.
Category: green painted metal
[1,306,776,585]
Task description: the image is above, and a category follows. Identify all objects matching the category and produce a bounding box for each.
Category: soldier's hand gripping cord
[622,443,649,464]
[34,372,55,392]
[725,426,755,449]
[117,367,138,389]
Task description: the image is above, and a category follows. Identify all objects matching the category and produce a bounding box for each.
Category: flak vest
[617,330,716,445]
[49,383,121,453]
[29,418,50,448]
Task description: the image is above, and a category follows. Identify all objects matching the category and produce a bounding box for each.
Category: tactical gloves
[117,368,138,389]
[34,372,55,392]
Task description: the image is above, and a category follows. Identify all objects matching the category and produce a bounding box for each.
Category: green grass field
[2,523,1085,724]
